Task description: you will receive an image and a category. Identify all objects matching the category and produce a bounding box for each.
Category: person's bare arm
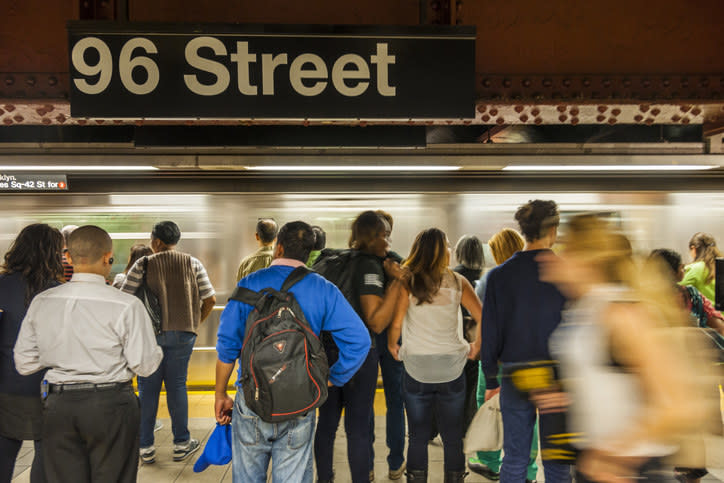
[460,277,482,359]
[214,360,235,425]
[360,282,402,334]
[707,316,724,336]
[201,295,216,322]
[386,285,410,361]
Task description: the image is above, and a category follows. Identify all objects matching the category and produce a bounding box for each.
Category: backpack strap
[228,266,310,307]
[685,285,707,328]
[281,266,311,292]
[228,286,262,306]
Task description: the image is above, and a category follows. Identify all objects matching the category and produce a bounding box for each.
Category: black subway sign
[0,174,68,191]
[67,23,475,120]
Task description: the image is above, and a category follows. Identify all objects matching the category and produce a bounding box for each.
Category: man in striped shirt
[121,220,216,465]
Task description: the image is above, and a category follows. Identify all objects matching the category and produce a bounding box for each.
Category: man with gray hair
[122,220,216,464]
[236,218,278,281]
[15,225,162,481]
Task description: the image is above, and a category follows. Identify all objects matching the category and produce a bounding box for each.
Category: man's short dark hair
[256,218,278,245]
[152,221,181,245]
[311,225,326,251]
[68,225,112,264]
[276,221,314,262]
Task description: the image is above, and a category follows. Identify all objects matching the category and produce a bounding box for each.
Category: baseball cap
[193,423,232,472]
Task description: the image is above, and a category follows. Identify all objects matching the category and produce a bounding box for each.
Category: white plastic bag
[464,392,503,453]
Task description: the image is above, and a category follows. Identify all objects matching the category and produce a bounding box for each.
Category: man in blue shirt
[481,200,570,483]
[215,221,371,483]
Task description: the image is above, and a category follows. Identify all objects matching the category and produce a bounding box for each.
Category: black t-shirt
[351,252,386,319]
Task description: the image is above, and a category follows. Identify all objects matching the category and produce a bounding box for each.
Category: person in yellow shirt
[236,218,278,281]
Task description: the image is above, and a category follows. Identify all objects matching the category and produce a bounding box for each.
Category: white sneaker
[173,438,200,461]
[154,419,163,432]
[140,446,156,464]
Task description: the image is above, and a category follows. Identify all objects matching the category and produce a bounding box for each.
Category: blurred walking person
[538,215,712,482]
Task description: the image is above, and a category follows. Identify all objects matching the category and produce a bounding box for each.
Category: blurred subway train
[1,189,722,388]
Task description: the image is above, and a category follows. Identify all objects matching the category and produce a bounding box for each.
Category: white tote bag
[464,392,503,453]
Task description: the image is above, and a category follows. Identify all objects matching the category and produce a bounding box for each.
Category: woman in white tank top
[386,228,482,483]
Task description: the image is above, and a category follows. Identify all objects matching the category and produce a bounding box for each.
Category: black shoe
[467,461,500,481]
[444,470,468,483]
[406,469,428,482]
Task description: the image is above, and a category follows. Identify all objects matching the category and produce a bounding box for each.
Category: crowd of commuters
[0,203,721,483]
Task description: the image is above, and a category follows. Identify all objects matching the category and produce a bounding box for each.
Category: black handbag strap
[141,256,149,283]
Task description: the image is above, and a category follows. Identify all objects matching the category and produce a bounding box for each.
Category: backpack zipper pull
[255,387,259,401]
[277,307,293,318]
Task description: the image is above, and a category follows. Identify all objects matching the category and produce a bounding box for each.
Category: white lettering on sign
[119,38,160,95]
[289,53,328,96]
[230,42,258,95]
[331,54,370,97]
[71,36,397,98]
[184,37,231,96]
[370,43,396,96]
[261,52,288,95]
[72,37,113,95]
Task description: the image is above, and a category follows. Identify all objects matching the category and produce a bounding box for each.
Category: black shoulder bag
[135,256,163,335]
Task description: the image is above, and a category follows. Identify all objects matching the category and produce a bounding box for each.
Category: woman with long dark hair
[387,228,482,483]
[0,224,64,483]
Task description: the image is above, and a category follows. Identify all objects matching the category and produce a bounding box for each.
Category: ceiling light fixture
[502,164,718,172]
[245,165,460,171]
[0,165,159,171]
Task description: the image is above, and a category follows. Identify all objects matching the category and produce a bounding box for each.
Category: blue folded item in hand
[193,423,232,472]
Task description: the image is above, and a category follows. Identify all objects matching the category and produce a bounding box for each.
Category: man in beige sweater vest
[121,220,216,464]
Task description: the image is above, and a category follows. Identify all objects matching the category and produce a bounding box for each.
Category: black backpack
[229,266,329,423]
[311,249,362,303]
[312,248,376,361]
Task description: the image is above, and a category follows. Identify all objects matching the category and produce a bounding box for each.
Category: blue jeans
[499,370,570,483]
[232,391,315,483]
[404,371,466,473]
[369,332,405,471]
[138,330,196,447]
[315,349,378,483]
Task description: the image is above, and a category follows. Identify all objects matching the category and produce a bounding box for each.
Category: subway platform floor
[11,390,724,482]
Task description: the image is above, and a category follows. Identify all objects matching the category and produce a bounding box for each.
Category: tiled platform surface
[11,391,724,482]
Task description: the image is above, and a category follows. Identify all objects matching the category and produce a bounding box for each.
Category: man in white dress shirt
[14,225,163,482]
